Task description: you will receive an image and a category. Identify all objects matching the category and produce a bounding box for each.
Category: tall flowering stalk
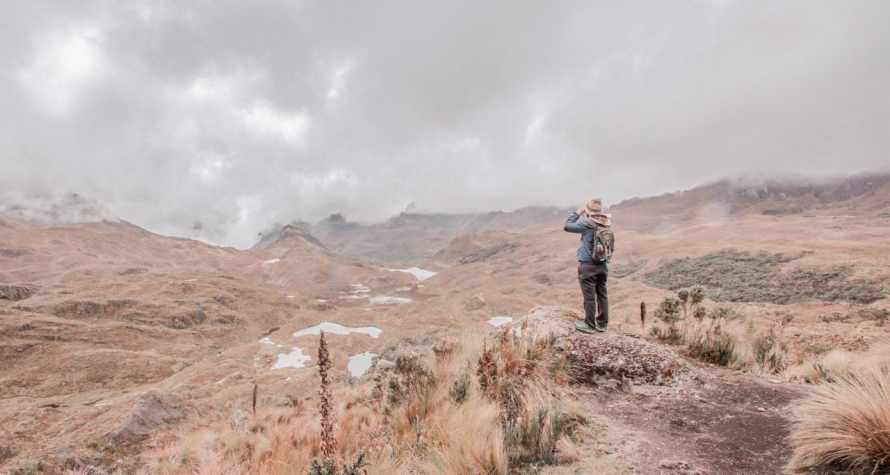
[318,330,336,460]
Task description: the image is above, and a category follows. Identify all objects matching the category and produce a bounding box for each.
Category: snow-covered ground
[293,322,383,339]
[487,316,513,327]
[369,296,412,305]
[384,267,437,281]
[272,347,311,369]
[348,351,378,377]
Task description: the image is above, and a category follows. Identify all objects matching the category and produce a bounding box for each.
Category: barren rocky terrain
[1,173,889,473]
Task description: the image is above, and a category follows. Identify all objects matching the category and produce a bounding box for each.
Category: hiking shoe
[594,324,607,333]
[574,321,597,334]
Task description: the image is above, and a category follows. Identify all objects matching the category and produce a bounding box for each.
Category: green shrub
[688,333,738,367]
[504,404,563,466]
[449,375,470,404]
[643,249,885,304]
[309,453,367,475]
[654,297,682,325]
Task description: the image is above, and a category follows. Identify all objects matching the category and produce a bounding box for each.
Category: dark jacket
[564,213,607,263]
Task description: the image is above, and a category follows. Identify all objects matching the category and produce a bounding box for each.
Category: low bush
[688,333,738,367]
[643,249,885,304]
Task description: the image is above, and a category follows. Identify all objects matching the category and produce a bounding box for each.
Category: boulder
[104,391,187,446]
[0,285,35,301]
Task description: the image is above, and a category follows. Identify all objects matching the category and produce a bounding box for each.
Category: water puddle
[487,316,513,327]
[264,258,281,264]
[384,267,437,281]
[348,351,378,377]
[293,322,382,339]
[369,296,412,305]
[272,347,311,369]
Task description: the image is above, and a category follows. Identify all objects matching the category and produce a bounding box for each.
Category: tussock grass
[788,365,890,473]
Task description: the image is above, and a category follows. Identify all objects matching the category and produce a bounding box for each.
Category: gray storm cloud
[1,1,888,248]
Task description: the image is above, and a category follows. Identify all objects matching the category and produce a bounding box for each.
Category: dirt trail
[561,360,803,474]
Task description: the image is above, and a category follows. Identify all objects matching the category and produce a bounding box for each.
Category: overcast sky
[1,1,888,248]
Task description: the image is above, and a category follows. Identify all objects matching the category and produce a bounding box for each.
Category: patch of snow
[287,295,295,299]
[369,296,412,305]
[317,298,330,302]
[264,258,281,264]
[384,267,437,281]
[293,322,382,339]
[340,284,372,299]
[183,278,197,282]
[258,337,275,345]
[272,347,311,370]
[487,316,513,327]
[348,351,378,377]
[395,286,412,292]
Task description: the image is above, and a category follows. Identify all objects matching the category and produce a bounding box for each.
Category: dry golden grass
[789,342,890,384]
[788,365,890,473]
[789,350,857,383]
[137,325,584,474]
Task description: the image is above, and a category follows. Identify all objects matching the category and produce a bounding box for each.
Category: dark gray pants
[578,261,608,329]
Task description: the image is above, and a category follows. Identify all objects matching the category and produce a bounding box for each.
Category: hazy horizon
[2,1,888,248]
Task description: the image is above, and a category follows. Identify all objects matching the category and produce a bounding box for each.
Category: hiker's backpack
[590,226,614,264]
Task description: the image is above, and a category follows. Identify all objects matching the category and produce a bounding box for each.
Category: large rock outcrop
[522,306,691,386]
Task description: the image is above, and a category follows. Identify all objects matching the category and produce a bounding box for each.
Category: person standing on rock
[564,198,614,334]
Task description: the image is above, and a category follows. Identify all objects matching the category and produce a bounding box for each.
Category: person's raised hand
[576,206,586,215]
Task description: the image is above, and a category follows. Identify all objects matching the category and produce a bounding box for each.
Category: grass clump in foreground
[788,365,890,474]
[139,323,588,474]
[643,248,885,304]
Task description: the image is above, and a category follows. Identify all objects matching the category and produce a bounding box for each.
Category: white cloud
[18,28,105,115]
[326,58,356,101]
[0,0,887,248]
[242,100,309,146]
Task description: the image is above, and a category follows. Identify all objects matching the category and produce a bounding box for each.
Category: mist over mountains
[2,1,888,249]
[4,171,889,257]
